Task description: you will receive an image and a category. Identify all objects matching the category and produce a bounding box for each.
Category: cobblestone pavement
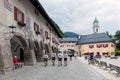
[0,58,106,80]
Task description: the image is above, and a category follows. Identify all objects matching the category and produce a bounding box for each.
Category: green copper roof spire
[93,17,99,23]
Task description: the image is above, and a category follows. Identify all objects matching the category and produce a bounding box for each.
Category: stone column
[0,40,13,74]
[36,50,44,62]
[24,48,36,65]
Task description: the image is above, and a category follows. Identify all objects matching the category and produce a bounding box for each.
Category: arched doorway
[19,48,24,62]
[10,34,36,65]
[10,35,27,62]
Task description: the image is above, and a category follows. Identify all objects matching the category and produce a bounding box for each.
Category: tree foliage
[114,30,120,55]
[106,31,112,38]
[115,30,120,40]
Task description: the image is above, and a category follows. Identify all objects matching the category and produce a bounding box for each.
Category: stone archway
[10,34,36,65]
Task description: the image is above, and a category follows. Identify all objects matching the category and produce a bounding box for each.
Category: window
[97,44,102,48]
[34,22,40,34]
[14,6,24,23]
[45,31,49,39]
[111,44,114,47]
[103,44,108,48]
[60,45,64,47]
[89,45,94,48]
[78,45,81,49]
[71,45,74,47]
[35,9,39,16]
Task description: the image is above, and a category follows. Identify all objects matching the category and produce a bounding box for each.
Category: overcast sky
[39,0,120,35]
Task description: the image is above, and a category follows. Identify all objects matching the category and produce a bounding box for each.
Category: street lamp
[8,25,16,33]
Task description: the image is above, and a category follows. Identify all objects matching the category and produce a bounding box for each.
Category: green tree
[115,47,120,56]
[106,31,112,38]
[114,30,120,55]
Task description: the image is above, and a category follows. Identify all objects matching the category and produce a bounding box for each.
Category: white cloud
[39,0,120,35]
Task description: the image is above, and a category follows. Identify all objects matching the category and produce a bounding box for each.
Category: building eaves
[77,33,113,45]
[29,0,63,38]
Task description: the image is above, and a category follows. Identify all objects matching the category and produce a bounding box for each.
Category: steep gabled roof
[77,33,113,44]
[29,0,63,38]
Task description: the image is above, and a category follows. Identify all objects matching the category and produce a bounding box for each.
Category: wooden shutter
[22,13,24,23]
[14,6,18,21]
[37,25,39,32]
[34,22,37,31]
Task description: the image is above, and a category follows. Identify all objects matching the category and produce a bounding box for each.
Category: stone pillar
[36,50,44,62]
[24,48,36,65]
[0,40,13,74]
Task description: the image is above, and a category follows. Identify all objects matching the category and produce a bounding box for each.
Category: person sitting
[13,56,18,69]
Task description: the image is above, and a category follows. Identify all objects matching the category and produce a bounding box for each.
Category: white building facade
[59,38,78,54]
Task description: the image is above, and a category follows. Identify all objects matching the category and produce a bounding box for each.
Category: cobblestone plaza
[0,58,109,80]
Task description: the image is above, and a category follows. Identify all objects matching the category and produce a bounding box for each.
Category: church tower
[93,17,99,33]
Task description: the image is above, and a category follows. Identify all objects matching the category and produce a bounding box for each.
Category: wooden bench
[94,59,100,66]
[110,56,118,59]
[109,64,120,77]
[99,61,110,69]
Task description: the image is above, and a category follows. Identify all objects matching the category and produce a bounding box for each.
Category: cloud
[39,0,120,35]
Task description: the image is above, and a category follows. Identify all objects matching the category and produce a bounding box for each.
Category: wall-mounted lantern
[4,25,16,40]
[8,25,16,33]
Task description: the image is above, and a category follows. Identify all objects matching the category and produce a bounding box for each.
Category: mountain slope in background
[64,32,78,38]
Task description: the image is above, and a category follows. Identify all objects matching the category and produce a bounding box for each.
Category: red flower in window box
[89,45,94,48]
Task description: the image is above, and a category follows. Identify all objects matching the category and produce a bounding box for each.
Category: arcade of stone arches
[10,34,58,64]
[0,33,58,71]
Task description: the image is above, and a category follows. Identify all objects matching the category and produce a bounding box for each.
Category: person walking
[88,53,94,64]
[69,53,73,61]
[63,51,68,66]
[74,53,77,59]
[57,51,63,66]
[43,52,49,67]
[51,52,56,66]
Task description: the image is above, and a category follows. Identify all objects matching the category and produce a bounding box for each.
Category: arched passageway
[10,35,27,62]
[10,34,36,65]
